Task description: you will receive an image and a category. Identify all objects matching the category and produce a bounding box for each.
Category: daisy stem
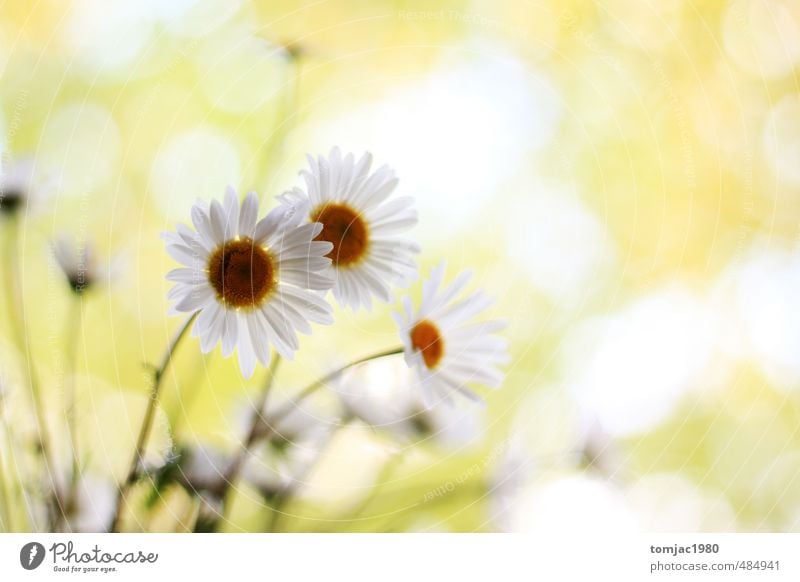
[267,417,352,533]
[110,312,197,532]
[2,218,62,528]
[213,353,282,529]
[204,347,404,532]
[345,448,407,524]
[63,296,83,501]
[259,55,304,191]
[0,393,25,531]
[0,409,14,531]
[260,347,406,533]
[269,346,406,421]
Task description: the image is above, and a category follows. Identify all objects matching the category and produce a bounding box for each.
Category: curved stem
[262,347,404,533]
[3,218,61,526]
[0,411,13,531]
[53,296,85,532]
[269,346,405,422]
[346,449,407,524]
[259,56,304,192]
[64,296,83,493]
[0,390,24,531]
[211,353,282,530]
[110,312,197,532]
[65,296,82,468]
[267,417,351,533]
[207,346,404,532]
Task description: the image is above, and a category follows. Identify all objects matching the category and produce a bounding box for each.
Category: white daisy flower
[0,157,37,217]
[394,263,509,407]
[162,187,335,378]
[52,236,107,295]
[280,147,419,310]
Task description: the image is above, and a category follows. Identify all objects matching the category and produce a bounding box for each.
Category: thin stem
[259,56,304,192]
[110,312,197,532]
[63,296,83,503]
[207,346,404,532]
[269,346,405,422]
[267,418,352,533]
[65,296,82,468]
[0,392,24,531]
[2,218,62,526]
[0,409,14,531]
[346,449,407,524]
[212,353,282,529]
[261,346,405,533]
[168,351,212,435]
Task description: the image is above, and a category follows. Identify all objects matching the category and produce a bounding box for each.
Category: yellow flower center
[310,202,369,267]
[410,319,445,369]
[207,238,276,309]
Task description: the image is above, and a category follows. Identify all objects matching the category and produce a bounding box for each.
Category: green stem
[260,57,304,192]
[211,346,404,532]
[64,296,83,498]
[261,345,406,533]
[66,296,82,465]
[346,449,407,524]
[212,353,282,529]
[3,218,62,527]
[53,295,85,532]
[267,417,351,533]
[269,346,405,422]
[0,410,14,531]
[110,312,197,532]
[0,388,26,531]
[168,351,212,434]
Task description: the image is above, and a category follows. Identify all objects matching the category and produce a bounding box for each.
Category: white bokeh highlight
[505,183,617,307]
[564,287,715,437]
[150,126,242,219]
[310,46,561,240]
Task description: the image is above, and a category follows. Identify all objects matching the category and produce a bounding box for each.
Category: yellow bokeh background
[1,0,800,532]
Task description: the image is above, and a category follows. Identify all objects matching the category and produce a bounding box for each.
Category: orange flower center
[310,202,369,267]
[410,319,445,369]
[207,238,276,309]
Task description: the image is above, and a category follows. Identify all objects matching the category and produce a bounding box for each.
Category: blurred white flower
[162,188,334,378]
[51,235,117,295]
[336,357,484,449]
[178,444,232,495]
[240,440,323,501]
[281,147,419,311]
[0,158,39,217]
[251,394,334,447]
[394,263,508,406]
[181,395,337,502]
[64,475,116,533]
[247,395,341,499]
